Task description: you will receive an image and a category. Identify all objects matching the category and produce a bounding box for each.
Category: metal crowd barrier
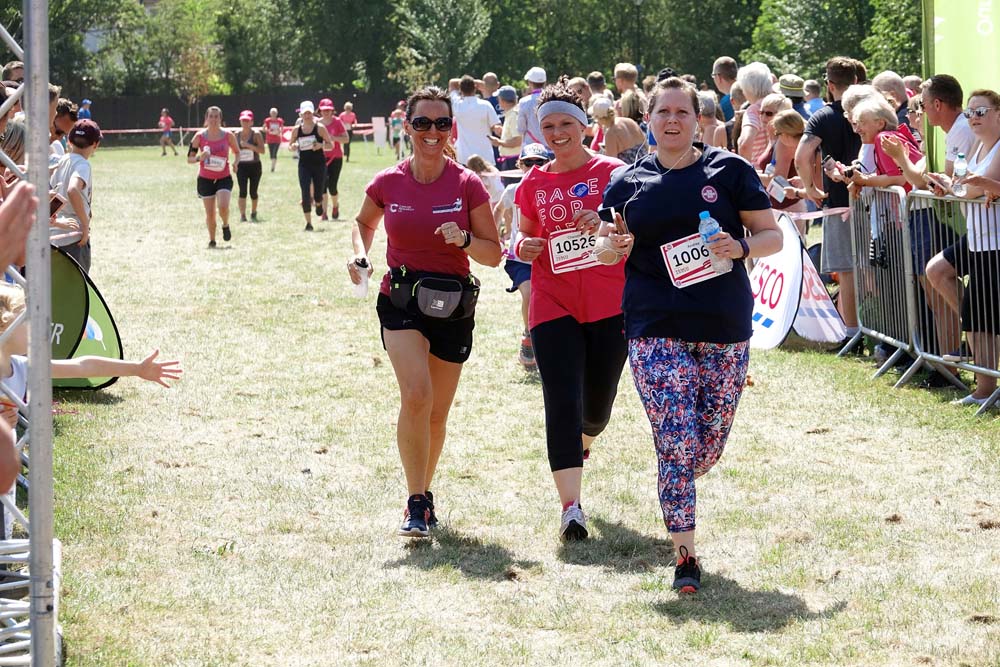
[848,186,1000,415]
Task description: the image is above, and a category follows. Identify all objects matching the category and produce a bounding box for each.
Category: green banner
[925,0,1000,169]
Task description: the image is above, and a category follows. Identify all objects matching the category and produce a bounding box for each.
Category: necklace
[658,146,699,174]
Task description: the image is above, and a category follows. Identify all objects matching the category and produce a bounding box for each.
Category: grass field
[46,142,1000,666]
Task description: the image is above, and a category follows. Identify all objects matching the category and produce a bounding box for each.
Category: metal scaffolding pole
[23,0,57,663]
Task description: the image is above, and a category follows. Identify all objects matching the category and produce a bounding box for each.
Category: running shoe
[222,226,232,242]
[518,336,536,370]
[315,204,323,217]
[321,213,329,222]
[951,394,989,407]
[559,501,588,541]
[673,546,701,593]
[425,490,439,528]
[399,494,431,538]
[240,215,247,223]
[208,240,216,248]
[304,222,314,231]
[331,207,340,219]
[250,212,258,222]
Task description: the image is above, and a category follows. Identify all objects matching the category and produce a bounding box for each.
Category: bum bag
[388,265,480,320]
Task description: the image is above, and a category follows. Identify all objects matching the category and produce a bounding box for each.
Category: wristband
[737,238,750,260]
[459,230,473,249]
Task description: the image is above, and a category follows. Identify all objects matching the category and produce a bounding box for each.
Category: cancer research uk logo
[388,203,415,213]
[701,186,718,203]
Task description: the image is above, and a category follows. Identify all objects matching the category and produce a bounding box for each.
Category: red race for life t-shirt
[263,117,284,144]
[366,158,491,295]
[322,115,347,161]
[515,153,626,329]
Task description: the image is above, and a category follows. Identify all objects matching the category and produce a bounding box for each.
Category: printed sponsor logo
[432,198,463,214]
[570,182,590,197]
[388,203,415,213]
[701,186,718,203]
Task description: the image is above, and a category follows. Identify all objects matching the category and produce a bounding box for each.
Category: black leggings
[236,161,262,200]
[298,158,325,213]
[325,158,343,196]
[343,130,352,160]
[531,314,627,471]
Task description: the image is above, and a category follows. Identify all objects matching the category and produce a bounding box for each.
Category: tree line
[0,0,920,101]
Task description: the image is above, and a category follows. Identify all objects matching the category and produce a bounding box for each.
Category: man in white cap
[517,66,548,149]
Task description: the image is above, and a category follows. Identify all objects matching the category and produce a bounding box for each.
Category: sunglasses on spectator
[522,159,548,167]
[963,106,996,119]
[410,116,453,131]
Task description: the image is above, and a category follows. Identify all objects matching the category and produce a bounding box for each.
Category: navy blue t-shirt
[602,144,771,344]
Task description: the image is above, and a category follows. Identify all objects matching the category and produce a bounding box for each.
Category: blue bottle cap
[699,211,710,219]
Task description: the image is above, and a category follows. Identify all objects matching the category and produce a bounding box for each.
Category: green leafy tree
[216,0,298,92]
[386,0,492,90]
[742,0,874,81]
[91,1,157,95]
[862,0,922,76]
[145,0,222,95]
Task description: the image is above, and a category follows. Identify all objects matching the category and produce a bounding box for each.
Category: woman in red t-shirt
[262,107,284,172]
[347,87,501,538]
[339,102,357,162]
[158,108,177,156]
[514,79,627,542]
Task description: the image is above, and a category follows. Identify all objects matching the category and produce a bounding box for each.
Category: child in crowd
[465,154,504,204]
[491,143,553,371]
[50,119,100,272]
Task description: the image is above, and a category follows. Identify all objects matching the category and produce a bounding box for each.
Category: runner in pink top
[158,108,177,156]
[512,79,627,542]
[187,106,239,247]
[339,102,357,162]
[262,107,284,172]
[318,98,349,219]
[348,87,501,539]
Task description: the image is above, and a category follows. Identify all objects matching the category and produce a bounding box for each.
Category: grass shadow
[557,516,674,572]
[514,370,542,386]
[654,575,847,633]
[384,526,540,581]
[53,390,124,406]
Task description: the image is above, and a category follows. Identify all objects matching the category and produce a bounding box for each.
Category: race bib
[661,232,720,288]
[268,125,280,135]
[239,149,254,162]
[205,155,227,172]
[548,227,601,274]
[298,136,316,150]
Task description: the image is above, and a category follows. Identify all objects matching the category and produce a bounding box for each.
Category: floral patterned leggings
[628,337,749,533]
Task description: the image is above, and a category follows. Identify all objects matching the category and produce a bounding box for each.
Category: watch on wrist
[737,238,750,260]
[460,230,473,249]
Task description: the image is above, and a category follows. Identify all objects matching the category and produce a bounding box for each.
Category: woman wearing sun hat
[289,100,334,231]
[233,109,264,222]
[318,98,349,220]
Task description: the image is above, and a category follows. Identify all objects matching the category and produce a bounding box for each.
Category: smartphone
[612,207,629,235]
[822,155,837,175]
[925,173,947,192]
[49,192,66,218]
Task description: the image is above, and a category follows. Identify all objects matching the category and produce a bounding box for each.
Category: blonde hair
[760,93,791,113]
[0,283,25,336]
[343,102,353,111]
[772,109,805,137]
[613,63,638,83]
[620,90,644,123]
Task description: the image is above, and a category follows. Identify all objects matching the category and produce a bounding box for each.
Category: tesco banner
[749,214,845,349]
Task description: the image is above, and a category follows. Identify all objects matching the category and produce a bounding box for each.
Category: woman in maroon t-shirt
[347,87,501,538]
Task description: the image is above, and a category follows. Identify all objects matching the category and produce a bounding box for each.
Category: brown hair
[772,108,805,137]
[647,77,700,115]
[921,75,963,110]
[968,88,1000,110]
[538,76,585,111]
[405,86,452,121]
[825,57,859,89]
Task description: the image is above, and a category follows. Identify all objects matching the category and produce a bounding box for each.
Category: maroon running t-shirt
[366,158,491,295]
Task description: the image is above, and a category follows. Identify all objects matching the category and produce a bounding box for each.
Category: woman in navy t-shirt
[598,77,782,594]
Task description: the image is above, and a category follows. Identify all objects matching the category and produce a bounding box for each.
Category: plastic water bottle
[698,211,733,274]
[952,153,968,197]
[352,258,369,298]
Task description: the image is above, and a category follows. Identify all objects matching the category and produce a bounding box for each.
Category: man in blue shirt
[711,56,737,122]
[77,99,92,121]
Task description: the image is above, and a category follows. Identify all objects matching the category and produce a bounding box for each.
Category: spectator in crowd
[1,62,22,83]
[465,154,504,204]
[773,109,821,236]
[680,74,698,87]
[591,96,646,163]
[51,119,101,272]
[587,70,613,102]
[872,70,912,131]
[736,61,774,164]
[479,72,501,117]
[697,92,727,148]
[0,181,36,271]
[905,94,924,148]
[642,74,657,94]
[614,63,645,113]
[567,77,592,111]
[852,58,869,84]
[0,118,24,165]
[841,84,881,175]
[922,75,978,360]
[50,97,78,160]
[518,67,548,148]
[453,75,501,167]
[775,73,809,119]
[2,81,20,117]
[620,89,646,129]
[712,56,738,121]
[795,56,862,347]
[489,85,522,173]
[77,98,92,121]
[903,74,923,97]
[804,79,824,116]
[726,82,747,151]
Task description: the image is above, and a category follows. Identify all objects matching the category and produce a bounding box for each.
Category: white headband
[537,100,589,127]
